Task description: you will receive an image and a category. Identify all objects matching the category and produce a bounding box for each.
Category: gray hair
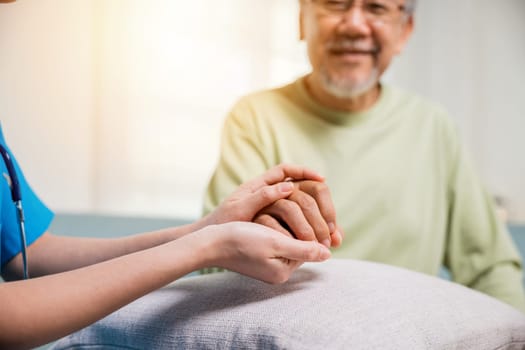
[404,0,417,14]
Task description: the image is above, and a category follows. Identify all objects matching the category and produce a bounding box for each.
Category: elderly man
[203,0,525,312]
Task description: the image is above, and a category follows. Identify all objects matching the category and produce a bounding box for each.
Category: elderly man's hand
[254,180,343,248]
[200,164,326,228]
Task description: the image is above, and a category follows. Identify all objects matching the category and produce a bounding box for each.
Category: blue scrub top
[0,124,54,268]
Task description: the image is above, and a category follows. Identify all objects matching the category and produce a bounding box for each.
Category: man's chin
[321,78,375,99]
[319,68,379,99]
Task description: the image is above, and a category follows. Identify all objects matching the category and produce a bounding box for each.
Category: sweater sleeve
[202,98,273,216]
[1,134,54,268]
[444,135,525,312]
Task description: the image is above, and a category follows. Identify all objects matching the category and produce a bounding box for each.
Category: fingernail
[278,182,294,192]
[320,245,331,260]
[321,239,331,248]
[332,230,343,244]
[328,222,335,233]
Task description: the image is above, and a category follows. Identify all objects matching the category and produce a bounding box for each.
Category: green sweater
[204,77,525,312]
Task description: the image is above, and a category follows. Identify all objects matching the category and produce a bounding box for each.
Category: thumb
[275,237,331,262]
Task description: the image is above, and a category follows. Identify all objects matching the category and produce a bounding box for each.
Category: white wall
[0,0,524,222]
[91,0,308,218]
[385,0,525,222]
[0,0,95,211]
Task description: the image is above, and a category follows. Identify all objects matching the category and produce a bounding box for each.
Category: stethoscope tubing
[0,144,29,279]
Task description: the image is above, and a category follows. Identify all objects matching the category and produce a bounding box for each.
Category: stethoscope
[0,144,29,279]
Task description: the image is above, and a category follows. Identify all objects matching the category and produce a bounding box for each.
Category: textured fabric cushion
[51,259,525,350]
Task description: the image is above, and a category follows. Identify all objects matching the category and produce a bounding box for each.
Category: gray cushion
[51,259,525,350]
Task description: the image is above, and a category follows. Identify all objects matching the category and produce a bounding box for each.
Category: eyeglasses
[308,0,407,24]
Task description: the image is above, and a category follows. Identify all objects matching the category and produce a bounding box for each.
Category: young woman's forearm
[0,232,211,350]
[10,163,326,279]
[0,221,330,349]
[4,221,204,279]
[0,164,333,349]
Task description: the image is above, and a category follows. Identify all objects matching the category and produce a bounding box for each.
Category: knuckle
[302,245,317,260]
[260,187,274,201]
[278,162,290,169]
[313,226,330,242]
[274,163,287,175]
[272,269,290,284]
[295,226,315,241]
[297,195,317,213]
[279,199,300,212]
[253,215,265,225]
[312,182,329,197]
[268,235,281,250]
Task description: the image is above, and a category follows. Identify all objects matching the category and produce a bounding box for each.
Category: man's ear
[394,14,414,55]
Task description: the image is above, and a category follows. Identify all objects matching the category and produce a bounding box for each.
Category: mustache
[326,39,380,54]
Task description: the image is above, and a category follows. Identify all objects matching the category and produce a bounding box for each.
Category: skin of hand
[0,222,330,349]
[3,163,326,280]
[199,163,326,227]
[254,180,344,248]
[195,221,331,284]
[0,163,330,349]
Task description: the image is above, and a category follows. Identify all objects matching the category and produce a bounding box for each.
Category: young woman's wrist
[192,213,216,231]
[182,225,224,271]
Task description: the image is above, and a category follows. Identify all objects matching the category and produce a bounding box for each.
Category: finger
[268,259,303,282]
[263,259,304,284]
[330,230,343,247]
[239,182,295,216]
[243,164,324,192]
[287,191,331,246]
[273,163,325,184]
[330,225,344,247]
[273,237,331,262]
[254,214,294,238]
[285,260,304,270]
[296,181,337,234]
[259,199,316,241]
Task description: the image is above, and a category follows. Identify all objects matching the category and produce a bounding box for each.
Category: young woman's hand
[196,222,331,284]
[200,164,325,227]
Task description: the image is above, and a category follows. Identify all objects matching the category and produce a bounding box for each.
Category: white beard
[319,65,380,99]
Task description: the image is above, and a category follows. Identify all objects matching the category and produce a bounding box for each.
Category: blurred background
[1,0,524,223]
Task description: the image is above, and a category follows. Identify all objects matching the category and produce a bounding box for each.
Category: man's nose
[338,6,371,36]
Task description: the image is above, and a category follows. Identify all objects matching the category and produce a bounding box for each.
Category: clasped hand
[202,163,343,248]
[196,164,342,284]
[254,179,343,248]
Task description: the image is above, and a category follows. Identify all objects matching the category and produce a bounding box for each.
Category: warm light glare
[1,0,524,222]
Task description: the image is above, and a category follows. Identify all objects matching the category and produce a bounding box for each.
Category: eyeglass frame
[303,0,410,25]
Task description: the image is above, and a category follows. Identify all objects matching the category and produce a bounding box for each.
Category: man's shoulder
[388,85,448,115]
[227,81,298,122]
[387,85,456,130]
[236,82,295,105]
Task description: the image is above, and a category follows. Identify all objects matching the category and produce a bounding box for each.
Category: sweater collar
[293,76,393,127]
